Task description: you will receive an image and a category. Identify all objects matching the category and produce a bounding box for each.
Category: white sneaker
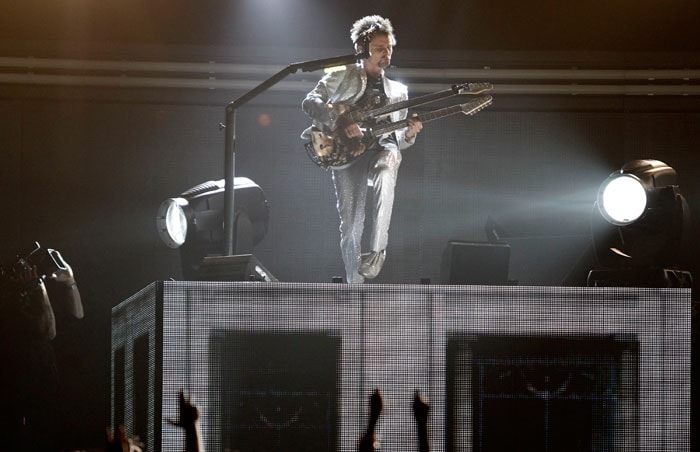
[358,250,386,279]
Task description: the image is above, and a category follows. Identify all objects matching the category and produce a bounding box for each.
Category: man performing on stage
[301,15,422,283]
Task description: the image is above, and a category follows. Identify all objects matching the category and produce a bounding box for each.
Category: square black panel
[209,331,340,452]
[447,335,638,451]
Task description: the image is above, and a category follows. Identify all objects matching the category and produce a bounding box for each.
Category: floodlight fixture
[157,177,269,279]
[157,197,189,248]
[589,159,691,286]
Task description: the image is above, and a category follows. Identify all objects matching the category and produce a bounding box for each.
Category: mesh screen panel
[112,282,690,451]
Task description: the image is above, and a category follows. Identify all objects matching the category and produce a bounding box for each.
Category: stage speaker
[587,268,692,288]
[196,254,278,282]
[441,241,510,285]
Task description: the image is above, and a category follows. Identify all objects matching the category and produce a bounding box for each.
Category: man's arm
[358,388,383,452]
[49,250,84,319]
[18,265,56,340]
[413,391,430,452]
[303,74,333,122]
[302,68,349,126]
[168,389,202,452]
[387,81,422,149]
[404,114,423,143]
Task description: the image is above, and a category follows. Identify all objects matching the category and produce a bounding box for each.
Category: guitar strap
[357,75,385,108]
[361,76,395,149]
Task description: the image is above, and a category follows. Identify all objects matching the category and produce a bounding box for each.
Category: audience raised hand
[358,388,383,452]
[168,389,203,452]
[105,425,143,452]
[413,390,430,452]
[358,388,431,452]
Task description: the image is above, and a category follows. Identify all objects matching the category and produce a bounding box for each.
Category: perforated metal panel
[111,282,691,451]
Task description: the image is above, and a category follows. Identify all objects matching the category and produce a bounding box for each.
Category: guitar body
[306,101,382,169]
[305,127,367,170]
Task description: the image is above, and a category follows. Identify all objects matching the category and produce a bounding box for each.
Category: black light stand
[222,51,366,254]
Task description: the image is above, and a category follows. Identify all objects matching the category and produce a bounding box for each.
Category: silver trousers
[332,147,402,284]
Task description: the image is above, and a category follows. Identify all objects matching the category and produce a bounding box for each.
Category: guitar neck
[351,82,491,123]
[354,88,455,121]
[368,96,492,138]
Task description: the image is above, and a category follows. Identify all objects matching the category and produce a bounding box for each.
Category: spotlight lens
[598,174,647,225]
[157,198,188,248]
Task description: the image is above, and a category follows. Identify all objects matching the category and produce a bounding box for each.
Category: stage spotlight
[588,159,692,287]
[157,177,269,279]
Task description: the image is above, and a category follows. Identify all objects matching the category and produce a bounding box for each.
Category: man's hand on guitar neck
[405,113,423,141]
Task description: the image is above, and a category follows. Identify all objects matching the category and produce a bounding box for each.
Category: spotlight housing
[156,197,189,248]
[157,177,269,279]
[596,172,648,226]
[590,159,691,276]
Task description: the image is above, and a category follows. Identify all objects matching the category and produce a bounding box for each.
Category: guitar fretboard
[368,95,493,137]
[349,82,492,123]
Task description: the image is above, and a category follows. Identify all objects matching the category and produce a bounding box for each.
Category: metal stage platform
[112,282,690,451]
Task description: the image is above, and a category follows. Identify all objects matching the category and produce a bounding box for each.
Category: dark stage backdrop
[2,81,700,447]
[1,2,699,448]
